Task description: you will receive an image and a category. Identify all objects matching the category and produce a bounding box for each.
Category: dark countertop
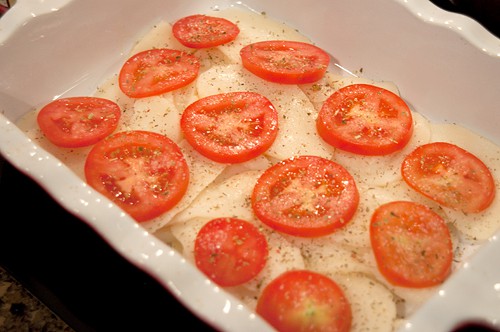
[0,157,216,332]
[0,1,499,332]
[0,160,76,332]
[0,265,74,331]
[0,154,72,332]
[429,0,499,38]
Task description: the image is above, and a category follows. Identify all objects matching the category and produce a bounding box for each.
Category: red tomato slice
[84,130,189,222]
[370,201,453,288]
[194,217,268,287]
[180,91,278,163]
[252,155,359,237]
[172,14,240,49]
[401,142,495,213]
[256,270,352,332]
[240,40,330,84]
[316,84,414,155]
[118,48,200,98]
[37,97,121,148]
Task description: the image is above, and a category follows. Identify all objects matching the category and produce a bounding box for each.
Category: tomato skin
[256,270,352,332]
[180,91,278,163]
[172,14,240,49]
[370,201,453,288]
[316,84,413,155]
[84,130,189,222]
[401,142,495,213]
[194,217,268,287]
[252,155,359,237]
[37,97,121,148]
[240,40,330,84]
[118,48,200,98]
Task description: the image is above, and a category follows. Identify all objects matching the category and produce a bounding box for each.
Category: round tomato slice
[84,130,189,222]
[37,97,121,148]
[240,40,330,84]
[316,84,414,155]
[252,155,359,237]
[370,201,453,288]
[401,142,495,213]
[118,48,200,98]
[256,270,352,332]
[180,91,278,163]
[172,14,240,49]
[194,217,268,287]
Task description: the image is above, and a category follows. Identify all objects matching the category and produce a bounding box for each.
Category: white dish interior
[1,0,499,331]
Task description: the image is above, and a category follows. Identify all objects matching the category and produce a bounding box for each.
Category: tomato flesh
[240,40,330,84]
[37,97,121,148]
[252,155,359,237]
[181,91,278,163]
[84,130,189,222]
[317,84,413,155]
[172,14,240,49]
[401,142,495,213]
[194,217,268,287]
[118,48,200,98]
[370,201,453,288]
[256,270,352,332]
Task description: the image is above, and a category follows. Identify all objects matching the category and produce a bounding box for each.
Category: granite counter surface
[0,266,74,332]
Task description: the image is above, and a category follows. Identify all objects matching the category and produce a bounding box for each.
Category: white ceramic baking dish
[1,0,499,331]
